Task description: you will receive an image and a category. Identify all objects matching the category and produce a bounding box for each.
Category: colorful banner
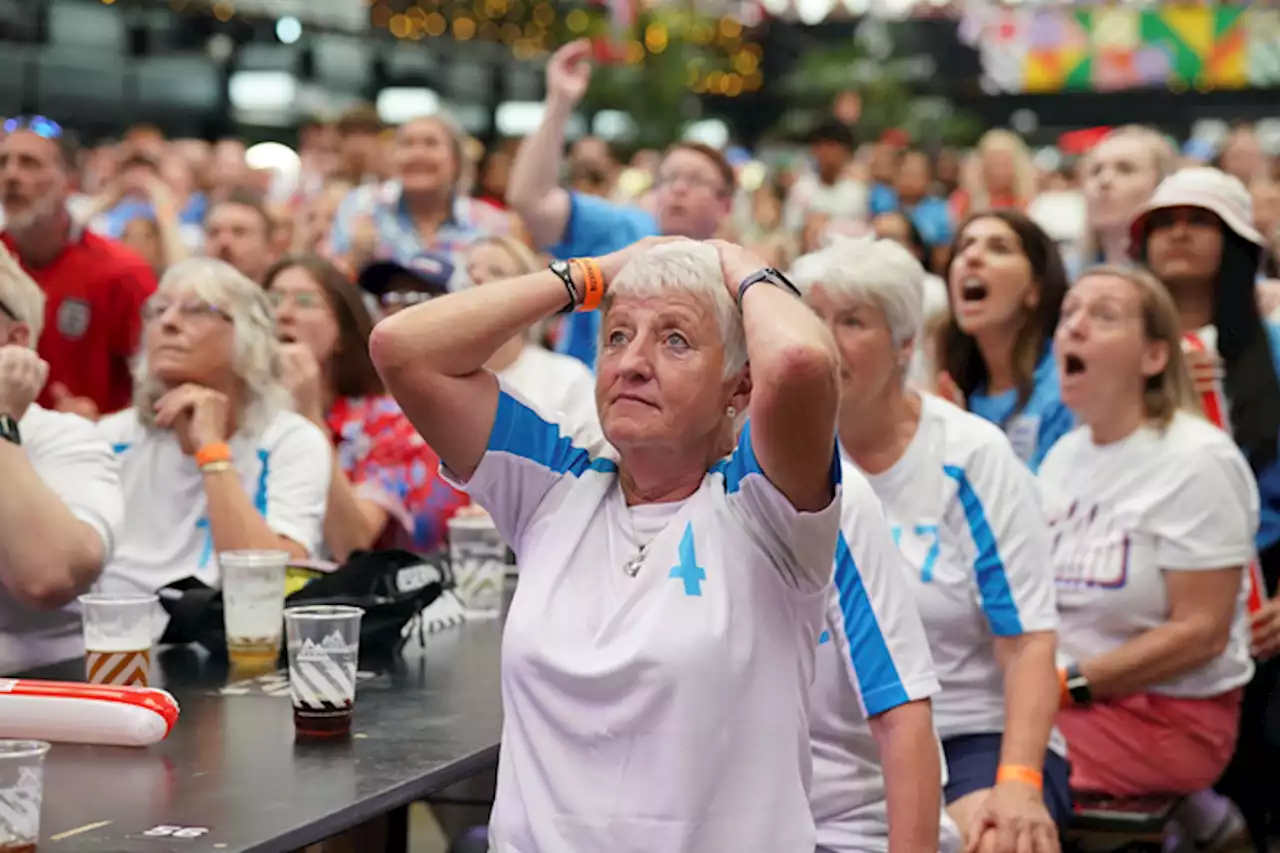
[966,5,1280,93]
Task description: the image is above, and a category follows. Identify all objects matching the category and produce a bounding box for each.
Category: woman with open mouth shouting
[1039,264,1258,836]
[937,210,1074,472]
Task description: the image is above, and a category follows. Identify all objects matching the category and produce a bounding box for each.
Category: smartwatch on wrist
[0,414,20,447]
[1064,662,1093,706]
[737,267,802,305]
[548,260,580,314]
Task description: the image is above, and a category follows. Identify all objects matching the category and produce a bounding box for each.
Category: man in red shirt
[0,116,156,418]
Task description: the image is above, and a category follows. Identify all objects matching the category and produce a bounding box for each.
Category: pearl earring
[726,406,737,419]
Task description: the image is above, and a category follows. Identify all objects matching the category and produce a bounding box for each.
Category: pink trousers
[1056,689,1243,797]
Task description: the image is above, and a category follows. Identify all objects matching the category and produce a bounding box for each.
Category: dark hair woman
[938,209,1073,471]
[264,253,467,559]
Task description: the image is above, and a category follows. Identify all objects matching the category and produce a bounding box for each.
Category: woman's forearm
[371,268,572,380]
[322,454,389,562]
[870,700,944,853]
[202,468,307,558]
[995,631,1059,772]
[1079,619,1227,699]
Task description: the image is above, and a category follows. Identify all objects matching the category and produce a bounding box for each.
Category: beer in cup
[0,740,51,853]
[77,593,157,687]
[219,550,288,673]
[284,605,364,738]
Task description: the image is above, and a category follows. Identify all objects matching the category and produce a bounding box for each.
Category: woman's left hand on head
[963,781,1059,853]
[706,240,769,299]
[154,383,230,450]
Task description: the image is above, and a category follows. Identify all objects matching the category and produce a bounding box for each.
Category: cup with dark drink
[220,550,289,675]
[77,593,158,687]
[283,605,364,739]
[0,740,50,852]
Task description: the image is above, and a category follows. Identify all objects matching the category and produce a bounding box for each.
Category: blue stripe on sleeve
[943,464,1024,636]
[834,533,911,717]
[713,419,842,495]
[111,442,132,454]
[488,390,615,476]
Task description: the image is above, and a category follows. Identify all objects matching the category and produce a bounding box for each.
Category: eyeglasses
[380,291,437,309]
[142,297,234,323]
[2,115,64,139]
[267,291,327,310]
[654,171,724,194]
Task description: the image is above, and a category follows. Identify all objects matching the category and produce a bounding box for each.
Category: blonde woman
[1074,126,1177,277]
[1041,265,1256,799]
[96,258,330,621]
[951,130,1037,222]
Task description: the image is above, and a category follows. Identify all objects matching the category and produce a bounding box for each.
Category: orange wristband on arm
[571,258,605,312]
[996,764,1044,791]
[195,442,232,469]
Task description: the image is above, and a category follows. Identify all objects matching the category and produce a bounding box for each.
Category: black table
[29,618,503,853]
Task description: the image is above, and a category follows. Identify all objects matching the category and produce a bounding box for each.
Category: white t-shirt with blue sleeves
[968,347,1073,473]
[448,380,842,853]
[809,463,958,853]
[850,394,1063,752]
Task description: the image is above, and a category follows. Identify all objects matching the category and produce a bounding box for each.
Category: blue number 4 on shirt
[891,524,941,583]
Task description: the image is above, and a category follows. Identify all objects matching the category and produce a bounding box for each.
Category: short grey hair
[133,257,289,435]
[790,237,926,348]
[0,241,46,344]
[601,240,747,377]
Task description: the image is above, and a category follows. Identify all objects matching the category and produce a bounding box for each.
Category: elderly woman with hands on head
[370,235,843,852]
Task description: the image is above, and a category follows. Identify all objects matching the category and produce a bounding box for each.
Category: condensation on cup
[77,593,158,688]
[447,511,505,619]
[219,550,289,674]
[0,740,50,853]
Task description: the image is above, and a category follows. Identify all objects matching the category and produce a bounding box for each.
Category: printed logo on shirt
[55,297,91,340]
[1006,414,1041,464]
[1047,500,1131,590]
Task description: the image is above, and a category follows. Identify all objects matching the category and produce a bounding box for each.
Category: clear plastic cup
[447,514,505,619]
[219,550,289,673]
[284,606,364,739]
[0,740,51,852]
[77,593,158,687]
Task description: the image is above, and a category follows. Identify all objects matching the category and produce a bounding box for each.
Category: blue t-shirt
[547,192,658,368]
[967,347,1073,473]
[868,188,953,247]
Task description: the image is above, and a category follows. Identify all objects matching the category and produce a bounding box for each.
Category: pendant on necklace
[622,551,644,577]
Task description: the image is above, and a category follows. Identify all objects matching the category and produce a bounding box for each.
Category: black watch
[1064,662,1093,706]
[737,267,802,305]
[0,414,20,447]
[548,260,579,314]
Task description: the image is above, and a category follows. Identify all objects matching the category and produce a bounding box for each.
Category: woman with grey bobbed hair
[372,235,843,851]
[795,237,1066,853]
[96,257,330,613]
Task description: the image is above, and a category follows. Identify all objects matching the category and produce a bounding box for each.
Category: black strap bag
[158,549,453,665]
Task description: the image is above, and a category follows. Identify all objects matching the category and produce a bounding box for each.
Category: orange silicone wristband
[195,442,232,468]
[996,764,1044,791]
[572,258,605,312]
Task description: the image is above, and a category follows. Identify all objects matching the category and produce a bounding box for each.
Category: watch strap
[737,267,802,305]
[549,260,579,314]
[1064,662,1093,706]
[0,414,20,447]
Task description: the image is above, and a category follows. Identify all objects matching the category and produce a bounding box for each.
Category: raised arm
[505,40,590,249]
[713,242,840,512]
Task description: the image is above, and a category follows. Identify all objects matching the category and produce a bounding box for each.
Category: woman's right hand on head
[595,235,684,287]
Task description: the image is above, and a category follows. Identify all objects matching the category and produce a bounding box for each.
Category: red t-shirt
[1,230,157,415]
